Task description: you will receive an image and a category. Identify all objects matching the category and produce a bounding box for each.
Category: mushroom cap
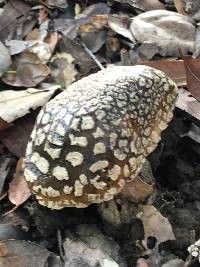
[24,65,178,209]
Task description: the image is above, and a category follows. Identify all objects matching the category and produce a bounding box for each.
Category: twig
[57,229,65,262]
[80,42,105,70]
[0,192,7,201]
[3,205,19,217]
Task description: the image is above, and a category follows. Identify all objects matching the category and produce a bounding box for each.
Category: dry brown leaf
[44,32,59,53]
[121,177,154,203]
[174,0,186,15]
[2,51,50,87]
[8,158,31,207]
[138,205,175,247]
[182,55,200,101]
[176,88,200,121]
[140,60,186,86]
[0,243,8,257]
[0,85,60,123]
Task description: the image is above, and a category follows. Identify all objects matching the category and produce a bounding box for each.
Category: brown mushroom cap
[24,66,178,209]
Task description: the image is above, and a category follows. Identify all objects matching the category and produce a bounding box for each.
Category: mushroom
[24,66,178,209]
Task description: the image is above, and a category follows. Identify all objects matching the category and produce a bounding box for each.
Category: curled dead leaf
[8,158,31,208]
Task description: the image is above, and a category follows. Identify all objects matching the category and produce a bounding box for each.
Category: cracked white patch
[129,157,137,171]
[66,152,84,167]
[74,180,84,196]
[64,114,73,125]
[53,166,69,180]
[90,175,107,189]
[24,169,38,182]
[69,134,88,147]
[114,149,126,161]
[124,164,130,177]
[87,194,101,202]
[63,185,73,194]
[26,142,32,156]
[56,124,66,136]
[79,174,88,185]
[81,116,95,130]
[71,117,80,131]
[92,127,105,138]
[41,113,50,125]
[95,110,106,120]
[89,160,109,173]
[109,133,118,149]
[44,143,61,160]
[35,133,46,146]
[130,141,137,154]
[31,128,37,140]
[93,142,106,155]
[31,152,49,174]
[42,186,60,197]
[108,165,121,180]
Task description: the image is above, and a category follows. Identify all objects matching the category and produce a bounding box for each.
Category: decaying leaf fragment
[8,158,31,209]
[137,205,175,247]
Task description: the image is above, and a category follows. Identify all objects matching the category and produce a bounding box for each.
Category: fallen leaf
[38,6,49,24]
[176,88,200,121]
[114,0,166,11]
[140,60,186,86]
[0,0,31,42]
[0,41,11,77]
[2,51,50,87]
[0,118,10,132]
[130,10,195,57]
[0,85,60,123]
[182,55,200,101]
[137,205,175,247]
[108,15,135,42]
[0,115,35,157]
[8,158,31,208]
[0,240,51,267]
[50,52,78,87]
[121,177,154,203]
[174,0,186,15]
[0,243,8,257]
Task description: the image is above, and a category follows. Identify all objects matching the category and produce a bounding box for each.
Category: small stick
[80,42,105,70]
[57,229,65,262]
[0,192,7,201]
